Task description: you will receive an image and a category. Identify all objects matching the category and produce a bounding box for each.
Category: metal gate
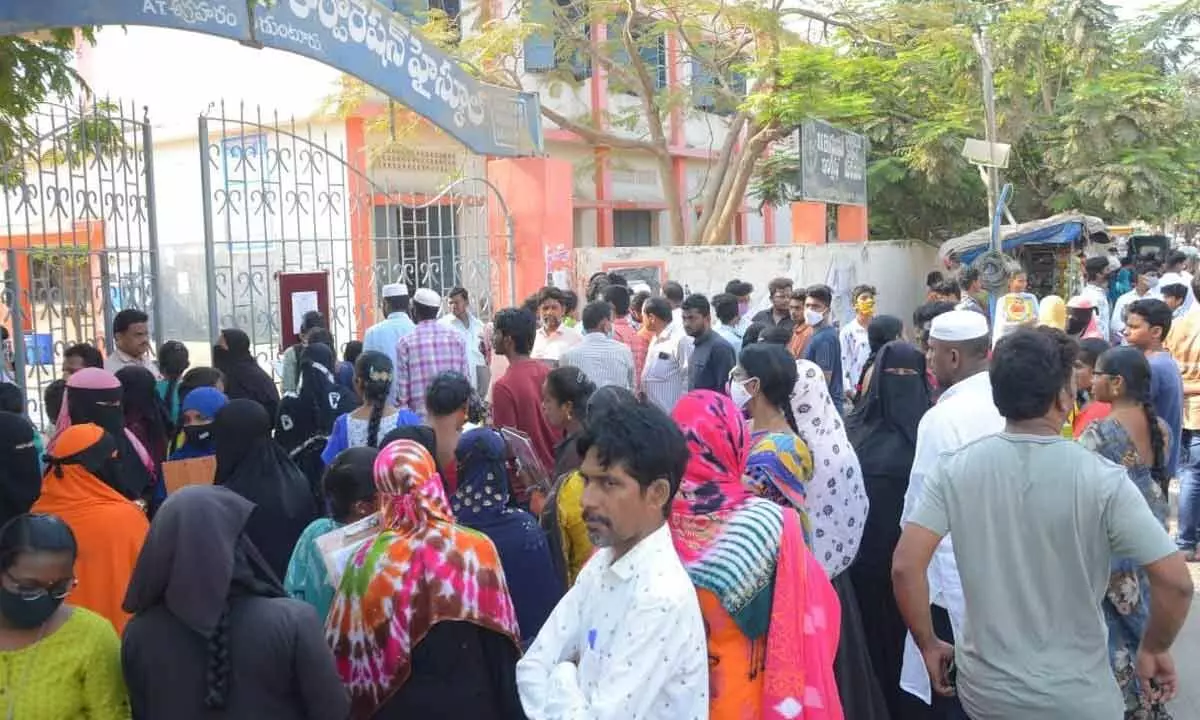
[197,102,511,376]
[0,100,160,423]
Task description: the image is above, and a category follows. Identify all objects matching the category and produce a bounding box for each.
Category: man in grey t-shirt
[893,327,1194,720]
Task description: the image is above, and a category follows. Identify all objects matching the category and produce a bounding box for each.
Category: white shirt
[532,325,583,363]
[899,370,1005,704]
[104,348,161,379]
[516,523,708,720]
[440,313,489,384]
[839,317,870,398]
[1110,288,1150,344]
[362,312,416,403]
[641,323,693,414]
[560,332,635,391]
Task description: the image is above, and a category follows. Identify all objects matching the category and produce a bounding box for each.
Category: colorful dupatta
[325,439,521,719]
[670,390,843,719]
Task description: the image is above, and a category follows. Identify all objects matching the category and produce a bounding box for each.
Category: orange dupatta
[32,423,149,634]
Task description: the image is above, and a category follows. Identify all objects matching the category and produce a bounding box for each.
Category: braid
[1143,400,1168,496]
[366,398,384,448]
[204,600,232,709]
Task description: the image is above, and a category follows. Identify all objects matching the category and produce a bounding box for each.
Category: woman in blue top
[168,387,228,461]
[154,341,190,431]
[320,351,420,465]
[284,445,378,621]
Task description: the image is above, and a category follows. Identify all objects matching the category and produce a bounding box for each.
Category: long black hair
[739,342,799,434]
[545,366,597,424]
[1097,346,1167,493]
[355,351,393,448]
[0,513,77,573]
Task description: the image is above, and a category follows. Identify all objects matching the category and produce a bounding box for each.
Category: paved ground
[1166,483,1199,718]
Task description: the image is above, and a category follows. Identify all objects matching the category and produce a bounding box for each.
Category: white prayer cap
[413,288,441,308]
[381,283,408,298]
[929,310,989,342]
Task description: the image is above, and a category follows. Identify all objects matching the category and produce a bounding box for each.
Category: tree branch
[539,104,664,152]
[778,8,893,47]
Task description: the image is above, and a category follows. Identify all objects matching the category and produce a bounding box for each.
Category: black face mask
[0,588,63,629]
[212,345,230,363]
[183,424,215,448]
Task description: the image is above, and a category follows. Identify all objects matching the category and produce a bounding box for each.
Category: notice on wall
[797,119,869,206]
[291,290,319,335]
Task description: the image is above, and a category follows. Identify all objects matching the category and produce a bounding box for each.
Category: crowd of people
[0,260,1194,720]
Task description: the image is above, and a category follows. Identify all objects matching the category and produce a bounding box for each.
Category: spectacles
[2,573,77,601]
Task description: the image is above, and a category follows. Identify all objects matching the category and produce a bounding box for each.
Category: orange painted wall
[0,222,106,343]
[790,202,827,245]
[837,205,869,243]
[486,157,574,306]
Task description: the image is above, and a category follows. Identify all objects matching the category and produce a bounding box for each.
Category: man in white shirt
[440,286,491,392]
[517,399,708,720]
[362,283,414,403]
[898,310,1003,716]
[895,327,1193,720]
[663,281,686,328]
[560,301,635,390]
[1111,262,1160,344]
[1080,256,1114,342]
[531,286,582,364]
[104,308,161,378]
[639,297,692,414]
[840,284,876,403]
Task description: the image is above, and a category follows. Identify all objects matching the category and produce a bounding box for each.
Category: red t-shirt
[1073,401,1112,438]
[492,358,562,474]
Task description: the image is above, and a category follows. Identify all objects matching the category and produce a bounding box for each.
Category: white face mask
[729,378,755,409]
[803,308,825,327]
[1146,276,1160,289]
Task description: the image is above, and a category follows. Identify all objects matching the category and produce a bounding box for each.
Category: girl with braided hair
[1079,346,1172,718]
[321,351,421,465]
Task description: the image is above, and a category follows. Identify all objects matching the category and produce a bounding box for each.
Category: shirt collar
[606,522,672,581]
[387,311,410,320]
[938,370,990,404]
[114,347,145,364]
[582,331,608,342]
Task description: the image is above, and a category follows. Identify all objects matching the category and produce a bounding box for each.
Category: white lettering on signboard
[143,0,240,26]
[273,0,488,130]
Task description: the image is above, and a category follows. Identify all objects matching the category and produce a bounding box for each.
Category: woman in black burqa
[212,399,317,580]
[121,484,348,719]
[845,340,932,719]
[212,328,280,422]
[0,411,42,527]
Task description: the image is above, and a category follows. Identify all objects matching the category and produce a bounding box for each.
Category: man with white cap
[897,309,1003,718]
[394,288,470,418]
[362,282,415,403]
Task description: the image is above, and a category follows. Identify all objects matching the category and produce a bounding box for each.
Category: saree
[326,439,520,719]
[670,390,843,720]
[1079,418,1173,719]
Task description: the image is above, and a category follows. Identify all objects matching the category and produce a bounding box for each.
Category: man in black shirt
[681,294,737,394]
[751,276,795,333]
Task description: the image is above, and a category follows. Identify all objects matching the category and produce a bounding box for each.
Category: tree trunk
[659,151,687,245]
[688,113,747,245]
[700,131,771,245]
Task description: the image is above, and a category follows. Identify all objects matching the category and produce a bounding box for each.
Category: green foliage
[752,0,1200,242]
[0,28,95,186]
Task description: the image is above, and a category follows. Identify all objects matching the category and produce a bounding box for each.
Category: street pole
[973,28,1001,224]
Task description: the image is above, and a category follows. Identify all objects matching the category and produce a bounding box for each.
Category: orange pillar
[837,205,868,243]
[344,116,374,339]
[486,157,574,308]
[790,201,827,245]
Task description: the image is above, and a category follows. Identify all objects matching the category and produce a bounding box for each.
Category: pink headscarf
[57,367,153,472]
[1067,296,1104,340]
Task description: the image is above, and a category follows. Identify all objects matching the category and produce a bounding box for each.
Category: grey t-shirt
[910,432,1178,720]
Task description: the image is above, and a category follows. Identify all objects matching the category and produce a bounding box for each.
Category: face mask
[1066,316,1089,336]
[0,587,63,629]
[729,379,754,409]
[855,298,876,316]
[1145,276,1160,289]
[803,308,824,327]
[183,424,214,447]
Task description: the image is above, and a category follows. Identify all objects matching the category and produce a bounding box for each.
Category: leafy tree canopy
[753,0,1200,243]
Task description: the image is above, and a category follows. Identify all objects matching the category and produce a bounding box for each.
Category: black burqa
[274,343,357,503]
[0,411,42,527]
[67,380,154,500]
[213,399,317,580]
[213,329,281,422]
[845,340,931,719]
[853,314,904,406]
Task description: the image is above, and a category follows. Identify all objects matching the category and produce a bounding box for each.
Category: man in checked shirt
[394,288,470,419]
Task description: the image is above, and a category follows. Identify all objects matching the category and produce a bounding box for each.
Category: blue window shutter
[524,0,557,73]
[607,16,631,67]
[639,34,665,89]
[692,56,714,110]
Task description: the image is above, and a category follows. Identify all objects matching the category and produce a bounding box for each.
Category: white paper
[315,512,382,588]
[291,290,319,335]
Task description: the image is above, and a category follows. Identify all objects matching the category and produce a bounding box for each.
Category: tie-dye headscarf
[326,439,520,719]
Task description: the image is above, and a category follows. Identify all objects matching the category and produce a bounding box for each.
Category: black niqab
[274,343,357,454]
[67,383,153,500]
[122,485,283,635]
[213,399,316,580]
[212,329,280,422]
[0,411,41,527]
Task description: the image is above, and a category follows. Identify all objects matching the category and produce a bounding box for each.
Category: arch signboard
[0,0,544,157]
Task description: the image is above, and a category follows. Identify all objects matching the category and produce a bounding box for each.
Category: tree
[752,0,1200,242]
[0,29,94,186]
[332,0,874,245]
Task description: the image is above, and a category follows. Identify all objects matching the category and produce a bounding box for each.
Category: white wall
[574,241,942,325]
